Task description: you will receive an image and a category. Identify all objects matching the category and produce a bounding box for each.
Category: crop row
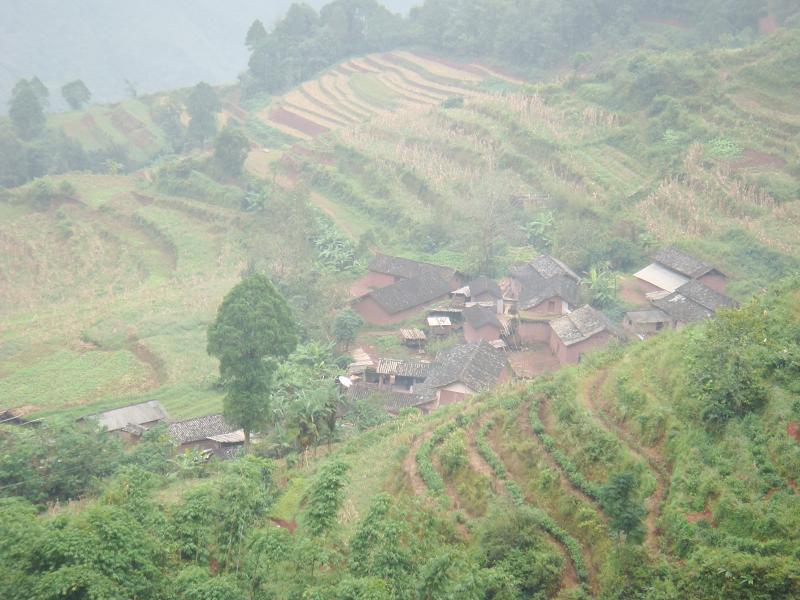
[475,415,589,585]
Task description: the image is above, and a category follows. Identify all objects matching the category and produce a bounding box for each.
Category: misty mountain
[0,0,419,111]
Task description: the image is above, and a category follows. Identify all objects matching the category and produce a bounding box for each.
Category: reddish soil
[508,347,560,379]
[269,517,297,533]
[348,274,377,299]
[730,149,787,171]
[759,15,778,35]
[787,422,800,443]
[402,432,430,496]
[109,107,155,150]
[269,107,328,137]
[685,507,714,525]
[619,276,652,307]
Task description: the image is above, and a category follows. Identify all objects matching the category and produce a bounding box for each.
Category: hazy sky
[0,0,420,110]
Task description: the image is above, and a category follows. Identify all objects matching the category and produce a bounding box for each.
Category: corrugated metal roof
[376,359,431,378]
[400,328,427,341]
[90,401,167,432]
[427,316,452,327]
[207,430,246,444]
[634,262,690,293]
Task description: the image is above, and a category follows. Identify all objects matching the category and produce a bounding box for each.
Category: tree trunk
[244,427,251,454]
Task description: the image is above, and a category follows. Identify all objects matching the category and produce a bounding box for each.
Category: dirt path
[465,414,504,493]
[582,369,669,555]
[402,431,430,496]
[486,409,582,593]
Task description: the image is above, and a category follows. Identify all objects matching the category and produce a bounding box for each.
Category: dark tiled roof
[168,414,238,444]
[88,401,167,432]
[652,281,736,324]
[625,309,671,324]
[550,305,619,346]
[527,255,580,282]
[653,247,718,279]
[375,359,432,378]
[462,304,502,330]
[367,254,457,281]
[367,273,452,315]
[425,341,507,393]
[462,276,502,299]
[509,255,581,309]
[677,280,737,312]
[346,383,428,413]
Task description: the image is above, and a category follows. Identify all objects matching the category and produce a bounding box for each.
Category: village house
[650,279,737,328]
[549,305,623,365]
[634,246,727,294]
[503,254,582,344]
[344,383,430,416]
[362,254,462,290]
[352,272,454,325]
[168,414,244,459]
[622,308,672,339]
[374,358,431,392]
[400,328,427,349]
[81,400,168,442]
[422,340,511,407]
[462,304,505,343]
[451,276,504,312]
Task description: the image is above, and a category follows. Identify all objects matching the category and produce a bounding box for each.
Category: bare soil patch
[508,347,560,379]
[269,107,328,137]
[730,149,787,171]
[619,276,652,307]
[787,422,800,443]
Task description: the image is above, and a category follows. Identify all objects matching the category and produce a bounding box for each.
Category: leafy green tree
[213,125,250,177]
[332,309,363,350]
[61,79,92,110]
[9,79,45,139]
[245,19,268,50]
[29,76,50,108]
[599,471,646,543]
[305,460,350,537]
[186,82,220,147]
[207,274,298,450]
[584,262,618,308]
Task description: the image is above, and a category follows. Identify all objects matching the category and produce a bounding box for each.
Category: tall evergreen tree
[207,274,298,450]
[8,79,45,140]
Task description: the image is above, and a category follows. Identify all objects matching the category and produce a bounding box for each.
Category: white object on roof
[427,316,452,327]
[489,339,507,349]
[634,262,689,293]
[337,376,353,388]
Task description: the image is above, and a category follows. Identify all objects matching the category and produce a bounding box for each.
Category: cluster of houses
[344,247,737,416]
[78,401,245,459]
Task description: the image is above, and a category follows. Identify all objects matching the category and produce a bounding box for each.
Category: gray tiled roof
[510,255,581,309]
[653,247,718,279]
[625,308,671,324]
[368,254,457,281]
[367,273,452,315]
[375,359,432,378]
[168,414,238,444]
[89,401,167,432]
[346,383,428,413]
[462,304,502,330]
[463,276,502,299]
[652,281,736,324]
[550,305,619,346]
[425,341,507,393]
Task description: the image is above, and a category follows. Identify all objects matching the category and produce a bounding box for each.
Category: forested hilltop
[1,0,800,598]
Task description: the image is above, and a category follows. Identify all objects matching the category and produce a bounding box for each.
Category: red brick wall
[438,389,467,406]
[550,331,614,365]
[520,297,567,317]
[353,295,449,326]
[518,320,551,344]
[698,272,727,294]
[463,322,501,342]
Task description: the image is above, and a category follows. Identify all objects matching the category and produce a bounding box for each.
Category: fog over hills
[0,0,419,110]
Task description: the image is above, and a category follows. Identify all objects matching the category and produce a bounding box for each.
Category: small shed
[427,316,452,336]
[400,328,427,348]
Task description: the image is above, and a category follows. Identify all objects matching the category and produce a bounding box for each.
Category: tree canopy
[207,274,298,448]
[61,79,91,110]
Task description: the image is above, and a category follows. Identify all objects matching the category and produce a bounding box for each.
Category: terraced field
[0,174,248,420]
